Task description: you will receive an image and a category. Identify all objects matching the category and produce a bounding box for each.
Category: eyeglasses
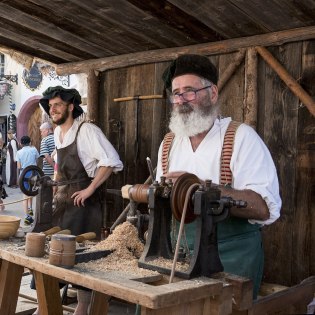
[170,85,212,104]
[48,101,69,108]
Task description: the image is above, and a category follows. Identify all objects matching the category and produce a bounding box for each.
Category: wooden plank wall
[258,42,301,286]
[99,63,169,223]
[296,40,315,283]
[98,41,315,287]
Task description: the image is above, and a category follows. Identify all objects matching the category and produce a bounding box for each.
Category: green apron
[217,217,263,299]
[182,217,263,299]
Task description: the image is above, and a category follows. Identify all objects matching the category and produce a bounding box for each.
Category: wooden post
[87,69,99,122]
[218,49,246,92]
[255,46,315,117]
[244,47,258,129]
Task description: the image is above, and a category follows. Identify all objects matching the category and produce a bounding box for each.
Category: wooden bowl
[0,215,21,239]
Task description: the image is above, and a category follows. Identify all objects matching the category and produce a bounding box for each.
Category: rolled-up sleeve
[78,123,123,177]
[231,125,282,225]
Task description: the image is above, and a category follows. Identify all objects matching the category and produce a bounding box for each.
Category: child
[16,136,39,225]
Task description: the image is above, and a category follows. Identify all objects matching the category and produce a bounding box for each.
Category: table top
[0,239,224,309]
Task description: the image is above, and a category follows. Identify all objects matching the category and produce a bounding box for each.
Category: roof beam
[56,25,315,75]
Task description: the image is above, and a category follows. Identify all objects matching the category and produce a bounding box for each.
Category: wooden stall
[63,33,315,290]
[0,1,314,314]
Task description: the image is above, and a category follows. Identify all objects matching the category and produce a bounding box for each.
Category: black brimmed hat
[39,86,83,119]
[162,54,218,90]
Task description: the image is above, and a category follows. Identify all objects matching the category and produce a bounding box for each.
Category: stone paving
[0,184,34,233]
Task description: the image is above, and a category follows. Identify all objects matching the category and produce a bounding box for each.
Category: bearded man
[156,54,282,299]
[35,86,123,315]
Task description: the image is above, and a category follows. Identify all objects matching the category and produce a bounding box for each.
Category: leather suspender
[161,132,175,175]
[220,121,241,185]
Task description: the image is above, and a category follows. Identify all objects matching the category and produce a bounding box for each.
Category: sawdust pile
[92,221,144,257]
[148,257,189,272]
[78,221,158,277]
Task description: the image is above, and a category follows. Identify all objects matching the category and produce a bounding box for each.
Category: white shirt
[54,120,123,177]
[156,117,281,226]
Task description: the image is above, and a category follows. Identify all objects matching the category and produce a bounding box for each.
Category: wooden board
[0,247,224,310]
[259,43,301,286]
[219,52,244,121]
[296,39,315,281]
[100,62,168,225]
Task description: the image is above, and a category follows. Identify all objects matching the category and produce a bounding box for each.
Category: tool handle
[41,226,61,236]
[146,157,155,183]
[113,95,163,102]
[75,232,97,243]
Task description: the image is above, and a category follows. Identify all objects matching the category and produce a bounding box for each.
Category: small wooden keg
[49,234,76,269]
[25,233,46,257]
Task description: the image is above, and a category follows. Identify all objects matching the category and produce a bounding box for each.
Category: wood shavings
[91,221,144,258]
[147,257,190,272]
[77,222,158,277]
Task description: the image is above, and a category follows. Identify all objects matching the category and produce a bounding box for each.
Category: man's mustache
[175,102,194,114]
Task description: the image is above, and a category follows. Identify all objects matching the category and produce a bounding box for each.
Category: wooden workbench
[0,240,233,315]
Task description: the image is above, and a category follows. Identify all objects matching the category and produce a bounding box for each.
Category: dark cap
[21,136,31,145]
[162,54,218,90]
[39,86,83,119]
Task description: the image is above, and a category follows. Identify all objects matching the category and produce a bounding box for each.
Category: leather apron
[53,123,102,238]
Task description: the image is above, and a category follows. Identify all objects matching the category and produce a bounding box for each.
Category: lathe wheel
[19,165,44,196]
[170,173,200,224]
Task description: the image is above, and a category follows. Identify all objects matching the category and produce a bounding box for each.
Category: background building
[0,53,86,149]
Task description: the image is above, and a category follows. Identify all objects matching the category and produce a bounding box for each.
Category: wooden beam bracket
[255,45,315,117]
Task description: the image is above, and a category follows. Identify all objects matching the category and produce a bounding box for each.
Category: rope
[169,183,200,283]
[1,197,32,206]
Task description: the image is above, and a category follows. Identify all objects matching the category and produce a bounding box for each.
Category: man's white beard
[169,103,218,138]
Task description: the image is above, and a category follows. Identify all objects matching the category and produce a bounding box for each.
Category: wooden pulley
[170,173,201,223]
[128,184,150,203]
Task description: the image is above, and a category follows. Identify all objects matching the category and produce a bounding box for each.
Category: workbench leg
[141,286,233,315]
[89,291,110,315]
[203,285,233,315]
[0,260,24,315]
[34,271,63,315]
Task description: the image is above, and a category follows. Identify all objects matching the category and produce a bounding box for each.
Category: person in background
[156,54,281,299]
[16,136,39,225]
[0,137,3,178]
[0,180,7,211]
[6,129,18,188]
[39,121,55,177]
[35,85,123,315]
[1,142,7,184]
[0,137,8,210]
